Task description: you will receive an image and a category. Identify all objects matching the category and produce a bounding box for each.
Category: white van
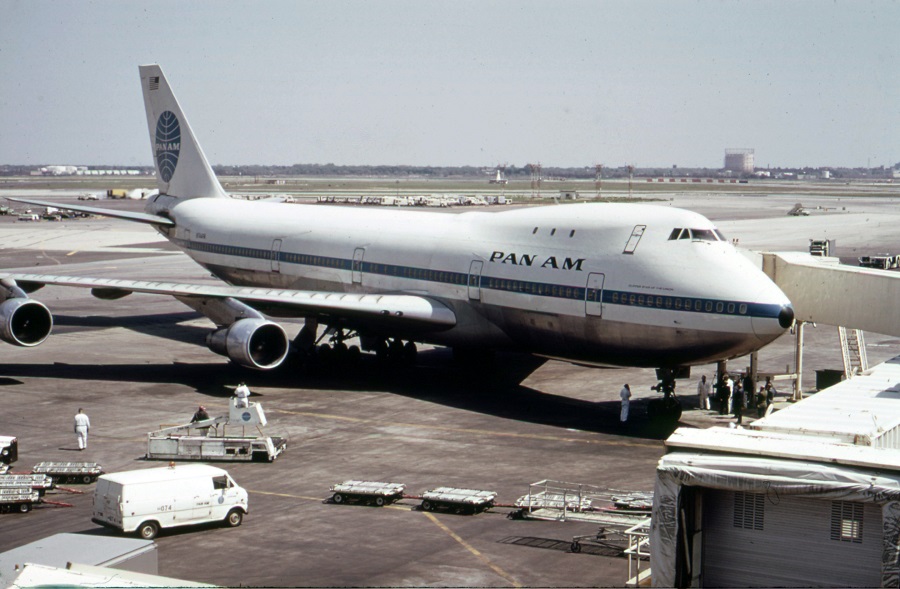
[92,464,248,539]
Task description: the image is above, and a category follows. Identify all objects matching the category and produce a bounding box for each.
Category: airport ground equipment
[330,481,406,506]
[0,474,54,495]
[809,239,835,257]
[146,399,286,462]
[420,487,497,514]
[858,253,899,269]
[31,462,103,484]
[514,479,652,523]
[92,464,248,539]
[0,488,40,513]
[0,435,18,465]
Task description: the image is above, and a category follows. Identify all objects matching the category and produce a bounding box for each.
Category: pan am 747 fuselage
[145,192,793,368]
[0,64,794,372]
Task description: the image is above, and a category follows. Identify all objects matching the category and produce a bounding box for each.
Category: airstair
[838,326,868,378]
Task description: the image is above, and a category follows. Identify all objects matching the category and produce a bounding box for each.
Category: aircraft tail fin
[139,64,228,199]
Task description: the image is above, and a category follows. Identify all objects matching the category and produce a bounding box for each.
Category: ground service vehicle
[92,464,248,539]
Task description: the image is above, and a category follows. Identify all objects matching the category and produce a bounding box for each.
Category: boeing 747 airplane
[1,65,794,379]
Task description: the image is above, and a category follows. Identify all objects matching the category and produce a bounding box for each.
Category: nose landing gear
[647,369,683,422]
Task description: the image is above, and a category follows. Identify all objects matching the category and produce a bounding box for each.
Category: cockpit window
[668,228,723,242]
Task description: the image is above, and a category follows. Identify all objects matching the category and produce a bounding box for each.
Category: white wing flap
[3,273,456,328]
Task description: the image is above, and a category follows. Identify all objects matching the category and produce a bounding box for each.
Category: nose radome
[778,305,795,329]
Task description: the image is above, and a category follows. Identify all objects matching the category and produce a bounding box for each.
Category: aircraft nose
[778,305,795,329]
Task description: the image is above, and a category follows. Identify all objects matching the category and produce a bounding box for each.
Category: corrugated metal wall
[702,490,883,587]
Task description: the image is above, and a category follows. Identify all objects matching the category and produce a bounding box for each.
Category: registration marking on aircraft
[272,409,662,448]
[423,511,523,588]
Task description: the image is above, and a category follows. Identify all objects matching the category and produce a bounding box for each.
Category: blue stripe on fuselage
[178,238,784,320]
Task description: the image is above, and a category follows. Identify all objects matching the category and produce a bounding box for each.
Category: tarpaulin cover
[650,452,900,587]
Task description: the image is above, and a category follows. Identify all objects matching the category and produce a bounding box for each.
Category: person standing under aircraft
[732,380,744,425]
[620,384,632,423]
[74,408,90,450]
[234,383,251,408]
[697,375,711,410]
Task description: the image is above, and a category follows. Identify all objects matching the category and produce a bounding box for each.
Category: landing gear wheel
[402,341,418,366]
[388,338,404,363]
[138,521,159,540]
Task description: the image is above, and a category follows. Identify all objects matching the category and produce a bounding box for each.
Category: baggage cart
[0,488,40,513]
[32,462,104,484]
[420,487,497,514]
[329,480,406,506]
[0,474,54,495]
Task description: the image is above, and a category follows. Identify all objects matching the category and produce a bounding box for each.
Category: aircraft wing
[4,197,175,227]
[2,273,457,331]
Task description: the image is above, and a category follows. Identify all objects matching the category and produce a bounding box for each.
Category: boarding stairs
[839,326,868,378]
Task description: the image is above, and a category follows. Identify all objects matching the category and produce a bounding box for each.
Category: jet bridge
[762,252,900,397]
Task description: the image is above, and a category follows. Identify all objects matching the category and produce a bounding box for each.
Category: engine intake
[0,298,53,347]
[206,318,289,370]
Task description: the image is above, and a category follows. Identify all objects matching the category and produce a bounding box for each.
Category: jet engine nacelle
[0,298,53,347]
[206,318,289,370]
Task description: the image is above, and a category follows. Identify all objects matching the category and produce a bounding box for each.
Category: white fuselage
[149,196,793,367]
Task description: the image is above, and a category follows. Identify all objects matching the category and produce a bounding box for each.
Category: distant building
[724,148,754,174]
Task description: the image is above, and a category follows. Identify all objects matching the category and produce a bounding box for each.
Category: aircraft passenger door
[585,272,605,317]
[468,260,484,301]
[271,239,282,273]
[623,225,646,254]
[352,248,365,284]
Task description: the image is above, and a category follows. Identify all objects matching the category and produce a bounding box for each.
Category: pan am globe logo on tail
[155,111,181,182]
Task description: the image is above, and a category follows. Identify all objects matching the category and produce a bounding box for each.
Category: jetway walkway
[761,252,900,398]
[763,252,900,337]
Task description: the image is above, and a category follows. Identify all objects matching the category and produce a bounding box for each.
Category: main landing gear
[647,368,683,422]
[293,320,417,369]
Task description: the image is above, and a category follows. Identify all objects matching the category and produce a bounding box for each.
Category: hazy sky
[1,1,897,168]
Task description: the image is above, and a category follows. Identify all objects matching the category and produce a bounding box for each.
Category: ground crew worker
[234,383,251,408]
[697,375,711,410]
[191,405,210,422]
[74,408,90,451]
[620,384,632,423]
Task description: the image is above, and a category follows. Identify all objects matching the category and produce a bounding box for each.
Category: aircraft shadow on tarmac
[0,334,675,440]
[51,312,209,346]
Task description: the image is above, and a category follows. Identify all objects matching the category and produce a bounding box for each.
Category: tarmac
[0,186,899,587]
